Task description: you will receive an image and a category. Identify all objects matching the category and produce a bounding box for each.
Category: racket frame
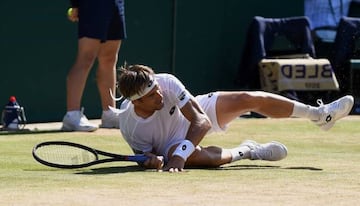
[32,141,148,169]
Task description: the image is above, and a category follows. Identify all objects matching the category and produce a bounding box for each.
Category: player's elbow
[199,114,212,134]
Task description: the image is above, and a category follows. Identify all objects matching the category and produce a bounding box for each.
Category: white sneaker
[100,108,120,128]
[240,140,288,161]
[313,95,354,131]
[61,109,98,132]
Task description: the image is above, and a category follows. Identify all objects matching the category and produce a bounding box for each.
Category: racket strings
[35,145,97,165]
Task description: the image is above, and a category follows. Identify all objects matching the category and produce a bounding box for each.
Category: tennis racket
[32,141,148,169]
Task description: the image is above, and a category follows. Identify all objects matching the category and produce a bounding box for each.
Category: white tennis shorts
[195,91,225,133]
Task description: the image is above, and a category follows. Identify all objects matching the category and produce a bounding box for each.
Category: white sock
[229,146,251,162]
[291,101,319,121]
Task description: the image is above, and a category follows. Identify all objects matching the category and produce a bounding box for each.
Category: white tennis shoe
[61,109,98,132]
[240,140,288,161]
[100,109,120,129]
[313,95,354,131]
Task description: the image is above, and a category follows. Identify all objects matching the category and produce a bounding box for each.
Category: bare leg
[66,37,101,111]
[185,146,233,168]
[215,91,294,128]
[97,40,122,110]
[165,143,249,168]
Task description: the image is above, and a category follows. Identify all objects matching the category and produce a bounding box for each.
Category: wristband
[172,140,195,161]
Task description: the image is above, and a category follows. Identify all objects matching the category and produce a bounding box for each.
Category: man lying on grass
[113,64,354,172]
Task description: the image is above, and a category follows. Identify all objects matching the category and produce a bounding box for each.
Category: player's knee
[234,92,259,105]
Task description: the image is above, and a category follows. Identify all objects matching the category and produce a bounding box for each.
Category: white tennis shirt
[118,73,193,156]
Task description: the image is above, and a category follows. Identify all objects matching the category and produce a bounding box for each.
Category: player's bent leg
[215,91,295,128]
[185,140,288,168]
[185,146,233,168]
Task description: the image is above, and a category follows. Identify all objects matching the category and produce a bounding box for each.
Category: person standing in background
[62,0,126,132]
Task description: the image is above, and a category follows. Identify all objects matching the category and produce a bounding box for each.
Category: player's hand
[67,8,79,22]
[143,153,164,171]
[163,155,185,172]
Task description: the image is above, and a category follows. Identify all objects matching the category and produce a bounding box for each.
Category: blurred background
[0,0,358,123]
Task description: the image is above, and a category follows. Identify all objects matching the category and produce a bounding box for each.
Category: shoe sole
[61,125,98,132]
[99,124,119,129]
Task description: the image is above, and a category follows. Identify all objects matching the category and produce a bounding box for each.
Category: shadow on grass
[283,166,323,171]
[74,164,322,175]
[216,165,280,170]
[75,165,147,175]
[217,165,322,171]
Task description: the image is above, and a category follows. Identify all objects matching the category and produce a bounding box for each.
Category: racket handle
[127,155,149,163]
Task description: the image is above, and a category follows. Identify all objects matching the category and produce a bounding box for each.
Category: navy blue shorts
[78,0,126,41]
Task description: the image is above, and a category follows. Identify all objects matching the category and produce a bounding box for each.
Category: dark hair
[117,64,155,99]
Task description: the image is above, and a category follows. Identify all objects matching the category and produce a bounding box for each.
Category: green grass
[0,117,359,206]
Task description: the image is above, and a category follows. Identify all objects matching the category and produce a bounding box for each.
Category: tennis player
[114,64,354,172]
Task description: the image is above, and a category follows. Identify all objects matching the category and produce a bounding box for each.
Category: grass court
[0,117,359,205]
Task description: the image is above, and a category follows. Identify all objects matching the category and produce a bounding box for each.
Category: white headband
[128,76,158,101]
